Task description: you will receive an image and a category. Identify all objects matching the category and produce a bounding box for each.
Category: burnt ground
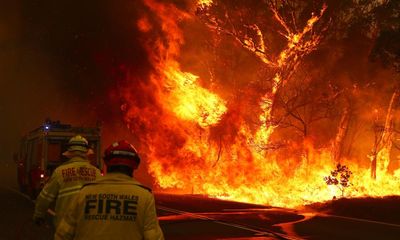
[157,194,400,239]
[289,196,400,240]
[304,196,400,224]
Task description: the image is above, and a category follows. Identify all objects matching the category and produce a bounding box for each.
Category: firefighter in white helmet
[55,140,164,240]
[33,135,101,228]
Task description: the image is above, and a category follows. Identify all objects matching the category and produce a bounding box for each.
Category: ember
[122,0,400,208]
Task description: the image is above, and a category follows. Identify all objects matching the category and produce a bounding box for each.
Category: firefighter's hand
[33,216,45,226]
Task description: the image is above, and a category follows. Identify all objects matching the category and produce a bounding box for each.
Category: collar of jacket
[100,172,140,184]
[62,156,89,165]
[85,172,151,191]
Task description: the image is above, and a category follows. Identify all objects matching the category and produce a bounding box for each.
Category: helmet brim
[62,148,94,158]
[105,157,139,168]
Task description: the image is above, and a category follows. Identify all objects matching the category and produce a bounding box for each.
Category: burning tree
[196,0,329,150]
[274,68,341,140]
[366,1,400,179]
[325,0,400,178]
[369,92,400,179]
[324,163,352,198]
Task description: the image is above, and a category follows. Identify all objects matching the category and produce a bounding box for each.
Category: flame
[163,67,227,128]
[198,0,213,9]
[275,4,327,67]
[121,0,400,209]
[248,5,327,149]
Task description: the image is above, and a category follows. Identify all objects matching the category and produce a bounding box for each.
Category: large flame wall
[121,0,400,208]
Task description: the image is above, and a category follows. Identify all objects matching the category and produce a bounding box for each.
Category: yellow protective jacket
[34,156,101,228]
[55,172,164,240]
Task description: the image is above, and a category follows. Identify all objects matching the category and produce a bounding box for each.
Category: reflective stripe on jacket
[55,173,164,240]
[34,156,101,228]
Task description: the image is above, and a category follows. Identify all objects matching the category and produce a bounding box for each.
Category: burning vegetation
[121,0,400,208]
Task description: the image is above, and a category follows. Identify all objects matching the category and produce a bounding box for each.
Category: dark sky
[0,0,153,183]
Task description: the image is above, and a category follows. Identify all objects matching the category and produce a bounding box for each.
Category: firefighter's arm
[143,194,164,240]
[33,170,60,220]
[95,168,102,179]
[54,196,80,240]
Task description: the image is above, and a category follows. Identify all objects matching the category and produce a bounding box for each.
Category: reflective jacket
[34,156,101,228]
[55,173,164,240]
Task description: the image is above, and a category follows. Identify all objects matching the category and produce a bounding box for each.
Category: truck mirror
[13,153,18,163]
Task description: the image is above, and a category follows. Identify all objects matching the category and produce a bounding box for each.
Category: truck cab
[15,120,102,199]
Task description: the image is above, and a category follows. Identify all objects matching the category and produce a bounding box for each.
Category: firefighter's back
[55,140,163,240]
[71,173,159,240]
[34,135,101,228]
[53,157,101,224]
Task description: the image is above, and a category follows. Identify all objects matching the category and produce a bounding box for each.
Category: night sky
[0,0,152,185]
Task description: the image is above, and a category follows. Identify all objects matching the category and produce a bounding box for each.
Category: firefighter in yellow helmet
[55,140,164,240]
[33,135,101,228]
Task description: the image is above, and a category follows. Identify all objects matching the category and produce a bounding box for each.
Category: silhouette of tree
[324,163,352,198]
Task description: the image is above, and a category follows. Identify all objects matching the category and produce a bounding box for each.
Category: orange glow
[163,67,227,128]
[275,4,327,67]
[198,0,213,8]
[122,0,400,209]
[137,17,152,33]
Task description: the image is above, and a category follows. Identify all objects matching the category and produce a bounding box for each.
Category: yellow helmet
[66,135,89,153]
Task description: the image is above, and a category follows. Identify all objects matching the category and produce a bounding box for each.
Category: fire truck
[14,120,102,199]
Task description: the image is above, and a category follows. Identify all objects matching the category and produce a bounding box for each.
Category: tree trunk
[370,89,399,178]
[333,102,351,163]
[371,154,377,179]
[378,89,399,173]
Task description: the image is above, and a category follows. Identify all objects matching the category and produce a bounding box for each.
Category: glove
[33,216,45,226]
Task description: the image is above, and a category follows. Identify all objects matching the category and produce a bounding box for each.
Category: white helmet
[62,135,92,158]
[67,135,89,153]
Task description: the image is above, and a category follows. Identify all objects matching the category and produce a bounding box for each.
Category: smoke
[0,0,155,185]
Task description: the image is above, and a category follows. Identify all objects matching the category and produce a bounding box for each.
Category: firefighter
[33,135,101,228]
[55,140,164,240]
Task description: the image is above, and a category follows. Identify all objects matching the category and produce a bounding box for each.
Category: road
[155,194,400,240]
[1,186,400,239]
[0,186,53,240]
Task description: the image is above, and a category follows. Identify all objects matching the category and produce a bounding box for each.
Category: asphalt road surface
[155,194,400,240]
[1,186,400,240]
[0,186,53,240]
